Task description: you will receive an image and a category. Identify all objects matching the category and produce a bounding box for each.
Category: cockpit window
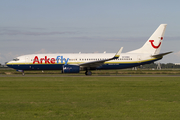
[13,58,19,61]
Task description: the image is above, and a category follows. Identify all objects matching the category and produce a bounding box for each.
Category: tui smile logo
[149,37,163,49]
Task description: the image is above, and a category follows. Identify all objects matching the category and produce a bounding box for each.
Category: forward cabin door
[25,56,29,64]
[137,55,141,63]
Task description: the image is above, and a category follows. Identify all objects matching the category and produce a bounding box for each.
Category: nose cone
[6,61,12,65]
[6,61,13,68]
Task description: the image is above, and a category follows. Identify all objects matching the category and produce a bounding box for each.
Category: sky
[0,0,180,64]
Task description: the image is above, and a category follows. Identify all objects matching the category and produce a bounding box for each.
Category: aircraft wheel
[85,71,92,76]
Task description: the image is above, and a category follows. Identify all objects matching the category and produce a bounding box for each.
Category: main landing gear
[85,70,92,76]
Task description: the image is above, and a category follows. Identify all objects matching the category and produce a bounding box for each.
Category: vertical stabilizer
[128,24,167,54]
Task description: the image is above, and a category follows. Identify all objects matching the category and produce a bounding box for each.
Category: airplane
[6,24,172,75]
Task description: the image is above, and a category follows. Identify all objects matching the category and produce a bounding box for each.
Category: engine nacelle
[62,65,80,73]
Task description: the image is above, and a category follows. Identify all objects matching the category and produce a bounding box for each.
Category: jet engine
[62,65,80,73]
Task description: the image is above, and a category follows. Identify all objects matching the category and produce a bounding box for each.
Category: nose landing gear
[22,71,25,76]
[16,70,25,76]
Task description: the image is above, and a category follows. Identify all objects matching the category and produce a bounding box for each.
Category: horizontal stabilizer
[151,51,173,58]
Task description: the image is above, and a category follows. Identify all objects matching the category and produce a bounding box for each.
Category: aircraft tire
[85,71,92,76]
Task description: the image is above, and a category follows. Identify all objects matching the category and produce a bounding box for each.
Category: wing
[78,47,123,68]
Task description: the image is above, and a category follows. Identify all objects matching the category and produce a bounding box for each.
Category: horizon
[1,1,180,64]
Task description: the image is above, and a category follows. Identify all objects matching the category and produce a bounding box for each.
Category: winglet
[113,47,123,59]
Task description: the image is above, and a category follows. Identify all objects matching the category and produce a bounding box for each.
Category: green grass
[0,77,180,120]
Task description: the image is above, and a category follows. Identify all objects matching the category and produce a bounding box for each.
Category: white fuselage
[7,52,160,70]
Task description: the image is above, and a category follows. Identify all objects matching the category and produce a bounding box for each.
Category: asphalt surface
[1,74,180,77]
